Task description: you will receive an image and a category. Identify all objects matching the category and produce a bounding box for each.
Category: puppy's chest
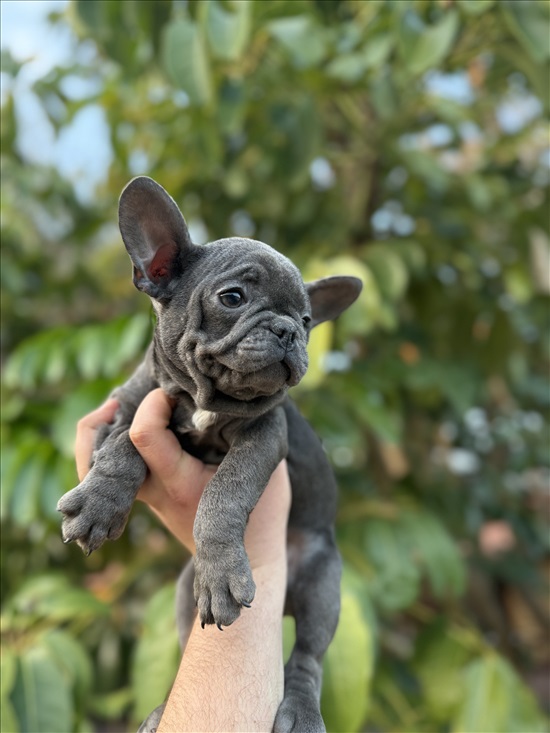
[169,404,233,465]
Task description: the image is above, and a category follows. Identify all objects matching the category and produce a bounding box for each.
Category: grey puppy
[57,177,362,733]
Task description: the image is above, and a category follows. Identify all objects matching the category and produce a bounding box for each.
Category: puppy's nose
[270,320,297,349]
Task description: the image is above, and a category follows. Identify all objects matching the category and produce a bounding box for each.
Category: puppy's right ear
[118,176,194,299]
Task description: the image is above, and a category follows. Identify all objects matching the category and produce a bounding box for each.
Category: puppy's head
[119,177,362,415]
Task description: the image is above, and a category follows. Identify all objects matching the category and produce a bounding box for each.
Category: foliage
[2,1,549,731]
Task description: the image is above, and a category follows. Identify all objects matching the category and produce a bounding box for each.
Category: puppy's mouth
[213,359,292,401]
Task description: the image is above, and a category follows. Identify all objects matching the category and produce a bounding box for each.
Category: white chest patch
[192,409,218,432]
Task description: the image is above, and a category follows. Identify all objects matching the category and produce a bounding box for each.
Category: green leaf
[9,575,108,625]
[369,70,398,120]
[162,17,212,106]
[501,42,550,111]
[321,568,376,732]
[353,397,403,443]
[360,34,394,69]
[390,240,427,275]
[363,518,421,611]
[51,381,112,458]
[76,718,95,733]
[75,325,108,380]
[453,653,549,733]
[304,257,382,336]
[10,448,50,528]
[400,508,466,599]
[1,48,25,77]
[206,0,252,61]
[4,338,46,391]
[398,10,459,76]
[1,696,19,733]
[401,148,451,190]
[364,245,409,302]
[504,264,534,304]
[0,444,18,521]
[41,630,93,704]
[414,620,474,722]
[326,53,369,84]
[116,313,152,367]
[11,647,73,733]
[282,616,296,664]
[88,688,132,719]
[326,35,394,82]
[268,15,328,69]
[457,0,495,14]
[501,0,550,63]
[1,647,17,698]
[74,0,105,33]
[131,583,180,721]
[303,320,334,389]
[4,327,74,389]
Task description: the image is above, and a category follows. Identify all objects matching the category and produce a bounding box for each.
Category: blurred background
[1,1,549,731]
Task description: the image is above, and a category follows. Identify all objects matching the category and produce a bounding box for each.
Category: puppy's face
[118,177,362,412]
[181,240,310,401]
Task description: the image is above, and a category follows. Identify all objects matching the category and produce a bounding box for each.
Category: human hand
[74,390,291,566]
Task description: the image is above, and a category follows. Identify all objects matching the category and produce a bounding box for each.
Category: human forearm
[157,459,290,733]
[157,558,286,733]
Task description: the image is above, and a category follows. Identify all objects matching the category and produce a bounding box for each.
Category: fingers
[129,388,184,480]
[75,399,119,481]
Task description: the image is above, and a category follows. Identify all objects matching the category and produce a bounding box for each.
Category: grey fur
[57,177,362,733]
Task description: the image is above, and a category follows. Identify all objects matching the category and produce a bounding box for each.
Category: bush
[2,1,549,731]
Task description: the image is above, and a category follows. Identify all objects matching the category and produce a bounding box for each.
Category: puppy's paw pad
[58,480,129,554]
[228,573,256,607]
[210,590,242,628]
[273,697,325,733]
[57,486,86,516]
[194,553,255,628]
[195,583,241,628]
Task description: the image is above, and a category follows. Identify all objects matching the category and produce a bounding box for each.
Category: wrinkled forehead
[201,238,308,302]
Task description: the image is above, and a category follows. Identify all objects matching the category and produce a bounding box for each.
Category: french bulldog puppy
[57,177,362,733]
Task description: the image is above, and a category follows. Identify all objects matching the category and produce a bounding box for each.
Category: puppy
[57,177,362,732]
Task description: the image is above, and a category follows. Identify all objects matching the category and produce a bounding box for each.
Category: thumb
[129,389,183,479]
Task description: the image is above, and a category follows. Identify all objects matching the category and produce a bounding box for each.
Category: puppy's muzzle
[270,320,297,353]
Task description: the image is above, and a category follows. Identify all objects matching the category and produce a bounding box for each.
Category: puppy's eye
[302,316,312,328]
[219,290,244,308]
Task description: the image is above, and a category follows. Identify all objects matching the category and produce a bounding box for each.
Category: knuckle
[76,416,91,432]
[128,426,153,449]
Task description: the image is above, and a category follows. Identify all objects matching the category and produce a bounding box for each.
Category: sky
[1,1,545,203]
[1,0,112,201]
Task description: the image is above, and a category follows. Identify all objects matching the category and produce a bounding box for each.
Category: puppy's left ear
[306,276,363,327]
[118,176,195,299]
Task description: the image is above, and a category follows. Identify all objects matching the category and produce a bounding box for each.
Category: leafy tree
[2,1,549,731]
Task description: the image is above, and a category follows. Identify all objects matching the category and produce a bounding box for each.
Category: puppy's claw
[201,621,205,629]
[242,602,251,608]
[217,623,223,631]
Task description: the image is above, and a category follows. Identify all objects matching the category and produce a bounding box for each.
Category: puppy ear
[118,176,194,298]
[306,276,363,327]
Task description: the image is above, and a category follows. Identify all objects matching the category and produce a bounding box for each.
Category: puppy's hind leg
[274,528,341,733]
[137,706,163,733]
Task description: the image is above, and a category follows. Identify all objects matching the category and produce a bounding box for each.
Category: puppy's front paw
[57,478,129,555]
[193,546,256,629]
[273,695,326,733]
